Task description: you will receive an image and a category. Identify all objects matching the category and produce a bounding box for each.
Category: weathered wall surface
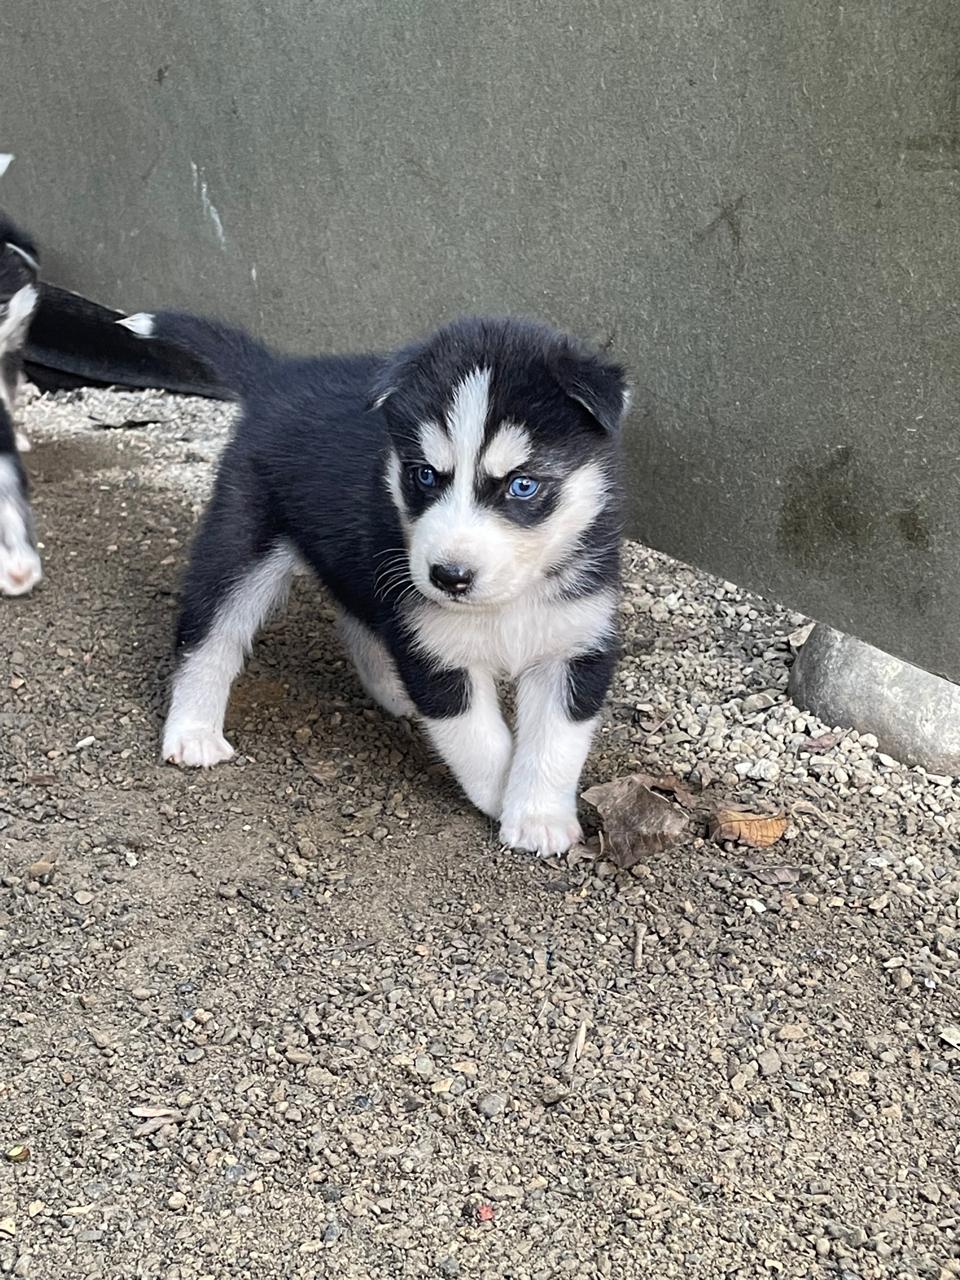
[2,0,958,676]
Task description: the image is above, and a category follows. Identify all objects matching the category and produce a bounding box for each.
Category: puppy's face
[375,318,628,609]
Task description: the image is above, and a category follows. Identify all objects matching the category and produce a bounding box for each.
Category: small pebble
[757,1048,781,1077]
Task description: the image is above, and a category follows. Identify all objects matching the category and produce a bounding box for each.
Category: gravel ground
[1,386,959,1280]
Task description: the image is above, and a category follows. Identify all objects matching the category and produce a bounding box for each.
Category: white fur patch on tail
[117,312,155,338]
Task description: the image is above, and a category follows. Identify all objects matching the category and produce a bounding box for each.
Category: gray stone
[476,1092,507,1119]
[790,626,960,776]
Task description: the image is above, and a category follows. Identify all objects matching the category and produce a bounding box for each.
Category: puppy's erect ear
[555,349,630,435]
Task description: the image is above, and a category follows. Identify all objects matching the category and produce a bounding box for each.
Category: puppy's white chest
[408,589,616,678]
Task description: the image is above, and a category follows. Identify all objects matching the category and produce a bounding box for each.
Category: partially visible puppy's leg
[1,353,30,452]
[415,668,514,819]
[163,471,295,766]
[499,646,618,857]
[337,612,415,717]
[0,402,41,596]
[0,253,41,596]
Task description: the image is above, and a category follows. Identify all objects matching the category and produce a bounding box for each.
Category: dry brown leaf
[582,776,689,869]
[625,772,700,810]
[802,733,840,753]
[708,808,788,849]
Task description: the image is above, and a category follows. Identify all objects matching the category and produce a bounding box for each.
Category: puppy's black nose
[429,563,475,594]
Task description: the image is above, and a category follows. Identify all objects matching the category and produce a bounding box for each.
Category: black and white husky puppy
[0,211,42,597]
[119,309,629,856]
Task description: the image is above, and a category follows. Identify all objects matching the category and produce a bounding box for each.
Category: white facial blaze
[447,366,491,470]
[408,367,494,599]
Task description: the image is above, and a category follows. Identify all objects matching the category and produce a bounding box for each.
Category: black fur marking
[566,645,620,721]
[387,627,470,719]
[472,470,562,526]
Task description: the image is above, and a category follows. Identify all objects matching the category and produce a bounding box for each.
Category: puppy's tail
[116,310,276,400]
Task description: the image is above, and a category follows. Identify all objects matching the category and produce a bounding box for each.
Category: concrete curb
[789,624,960,777]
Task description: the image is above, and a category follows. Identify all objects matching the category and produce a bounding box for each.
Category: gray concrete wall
[2,0,958,678]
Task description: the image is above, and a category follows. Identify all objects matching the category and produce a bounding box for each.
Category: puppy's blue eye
[414,466,437,490]
[507,475,540,499]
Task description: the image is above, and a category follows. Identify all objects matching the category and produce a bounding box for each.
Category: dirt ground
[1,391,959,1280]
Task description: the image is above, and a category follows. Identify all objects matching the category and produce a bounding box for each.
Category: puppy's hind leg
[336,612,415,718]
[163,499,296,767]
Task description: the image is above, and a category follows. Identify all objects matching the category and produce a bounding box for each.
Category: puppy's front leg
[0,404,41,597]
[417,665,514,814]
[499,649,616,857]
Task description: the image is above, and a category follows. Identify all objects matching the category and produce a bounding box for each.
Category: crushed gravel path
[1,387,958,1280]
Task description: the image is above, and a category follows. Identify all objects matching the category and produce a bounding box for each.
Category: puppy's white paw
[499,809,583,858]
[0,540,41,596]
[162,724,235,768]
[15,431,31,453]
[0,461,41,596]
